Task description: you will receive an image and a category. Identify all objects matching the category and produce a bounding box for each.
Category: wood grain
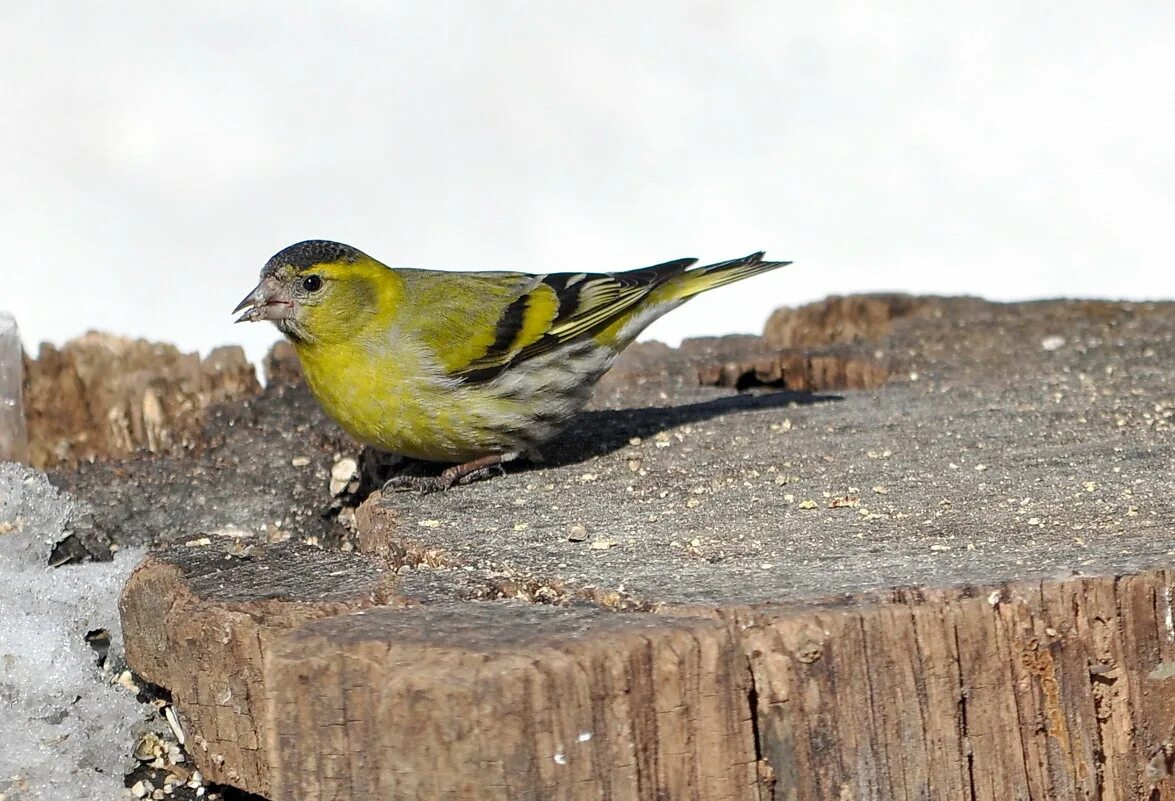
[119,541,400,796]
[120,543,1175,800]
[265,602,758,801]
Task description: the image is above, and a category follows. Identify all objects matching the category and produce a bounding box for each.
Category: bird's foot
[380,454,512,495]
[381,473,457,494]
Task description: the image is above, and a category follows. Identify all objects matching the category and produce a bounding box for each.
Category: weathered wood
[762,294,935,349]
[738,576,1175,801]
[694,346,890,392]
[119,541,401,796]
[23,333,259,468]
[266,603,757,801]
[120,543,1175,801]
[112,297,1175,800]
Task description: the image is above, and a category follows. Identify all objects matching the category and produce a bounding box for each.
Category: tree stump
[117,297,1175,800]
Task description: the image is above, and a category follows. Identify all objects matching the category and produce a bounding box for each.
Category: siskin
[235,240,790,491]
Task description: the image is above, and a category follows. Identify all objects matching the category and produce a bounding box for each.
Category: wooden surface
[121,544,1175,800]
[110,297,1175,800]
[119,542,400,797]
[741,575,1175,801]
[267,603,756,801]
[23,333,258,468]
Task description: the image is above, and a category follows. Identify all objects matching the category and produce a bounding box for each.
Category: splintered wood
[120,545,1175,801]
[22,334,259,468]
[694,347,891,392]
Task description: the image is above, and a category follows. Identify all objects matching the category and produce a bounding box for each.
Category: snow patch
[0,463,148,800]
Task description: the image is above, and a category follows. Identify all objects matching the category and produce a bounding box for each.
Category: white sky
[3,3,1173,365]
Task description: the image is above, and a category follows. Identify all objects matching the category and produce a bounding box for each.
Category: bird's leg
[381,453,517,494]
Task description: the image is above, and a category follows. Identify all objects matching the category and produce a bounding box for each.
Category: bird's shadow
[355,390,840,496]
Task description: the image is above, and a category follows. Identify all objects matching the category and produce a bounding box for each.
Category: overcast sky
[3,3,1172,365]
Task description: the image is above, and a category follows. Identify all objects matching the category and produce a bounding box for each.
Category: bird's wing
[447,258,697,383]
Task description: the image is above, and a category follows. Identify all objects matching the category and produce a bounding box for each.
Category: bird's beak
[233,277,294,323]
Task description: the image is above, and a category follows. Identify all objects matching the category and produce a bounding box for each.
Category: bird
[234,240,791,491]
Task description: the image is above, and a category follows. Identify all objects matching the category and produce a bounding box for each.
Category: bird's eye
[301,274,323,292]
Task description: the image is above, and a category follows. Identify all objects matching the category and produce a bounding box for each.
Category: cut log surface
[120,542,402,796]
[114,297,1175,801]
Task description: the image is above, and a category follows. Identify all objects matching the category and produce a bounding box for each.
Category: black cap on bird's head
[260,240,362,279]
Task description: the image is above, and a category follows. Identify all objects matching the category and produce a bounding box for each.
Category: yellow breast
[293,336,500,462]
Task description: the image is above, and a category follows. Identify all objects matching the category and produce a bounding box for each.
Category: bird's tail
[660,252,792,302]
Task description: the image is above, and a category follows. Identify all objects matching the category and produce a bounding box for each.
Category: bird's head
[233,240,388,345]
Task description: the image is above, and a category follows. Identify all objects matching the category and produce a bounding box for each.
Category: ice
[0,464,147,800]
[0,313,27,464]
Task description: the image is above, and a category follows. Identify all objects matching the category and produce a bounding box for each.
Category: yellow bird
[234,241,790,491]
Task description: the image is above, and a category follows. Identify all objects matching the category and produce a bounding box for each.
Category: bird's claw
[379,464,504,495]
[457,465,504,485]
[381,474,454,494]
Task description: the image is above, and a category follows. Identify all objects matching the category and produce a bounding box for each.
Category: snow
[0,464,146,800]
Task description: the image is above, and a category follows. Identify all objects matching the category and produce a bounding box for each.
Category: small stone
[590,538,618,550]
[330,457,359,495]
[1041,335,1066,351]
[417,519,441,528]
[290,456,311,467]
[567,523,589,542]
[798,499,818,510]
[872,485,888,495]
